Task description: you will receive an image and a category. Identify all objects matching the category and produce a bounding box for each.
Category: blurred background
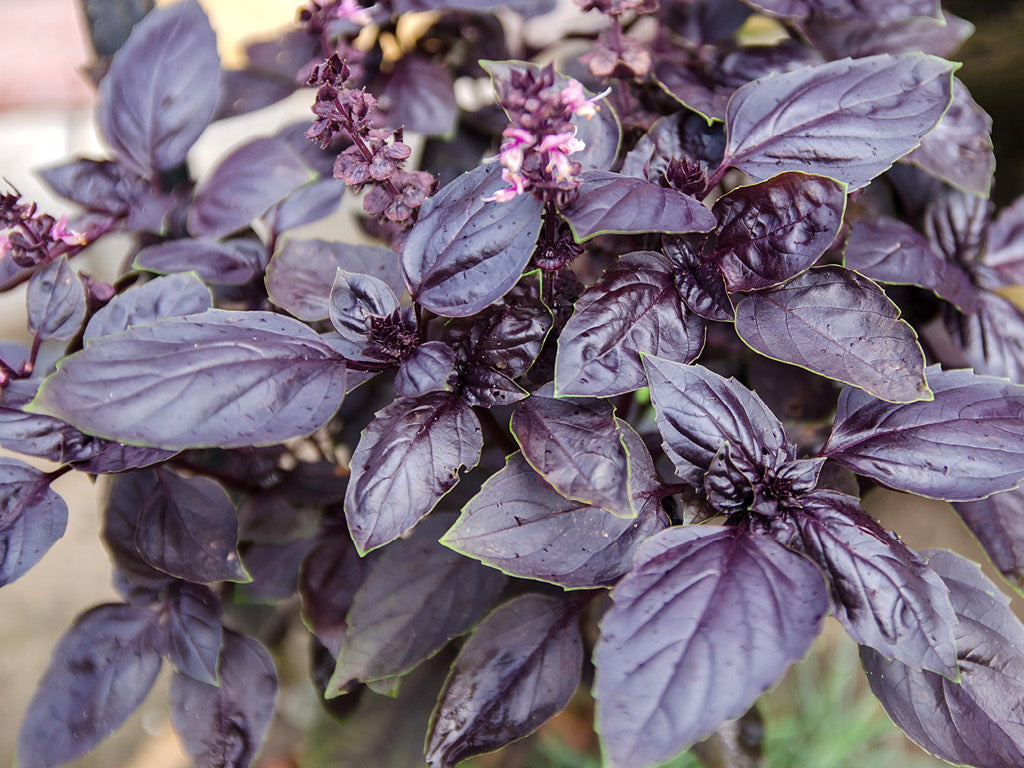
[0,1,1022,767]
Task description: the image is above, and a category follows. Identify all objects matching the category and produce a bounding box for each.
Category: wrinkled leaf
[665,237,735,322]
[621,110,727,181]
[329,269,400,343]
[27,256,86,341]
[734,266,930,403]
[134,237,268,286]
[0,457,68,587]
[425,593,583,768]
[823,365,1024,500]
[31,310,347,450]
[594,526,828,768]
[394,342,456,398]
[345,392,482,553]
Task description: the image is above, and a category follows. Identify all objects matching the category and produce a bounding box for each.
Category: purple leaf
[345,392,482,553]
[169,630,277,768]
[560,171,715,241]
[594,526,828,768]
[0,457,68,587]
[823,365,1024,500]
[329,269,400,343]
[511,388,634,517]
[97,0,220,179]
[441,451,668,589]
[84,272,213,342]
[904,79,994,197]
[71,441,175,475]
[161,582,223,685]
[401,164,544,317]
[0,379,97,463]
[843,215,979,312]
[456,364,527,408]
[299,534,370,656]
[27,255,86,341]
[954,487,1024,591]
[378,55,457,136]
[134,236,268,285]
[425,593,583,768]
[652,62,733,123]
[266,238,404,322]
[188,136,313,238]
[734,266,931,403]
[327,514,506,693]
[102,471,177,598]
[665,237,735,322]
[134,467,249,583]
[720,54,956,190]
[215,70,298,122]
[30,310,347,450]
[621,110,726,181]
[711,172,846,292]
[394,342,456,398]
[924,184,990,264]
[238,537,317,603]
[643,354,787,485]
[803,10,974,60]
[982,193,1024,285]
[861,549,1024,768]
[794,490,957,676]
[40,158,137,217]
[269,177,344,235]
[554,251,705,397]
[16,603,162,768]
[742,0,941,21]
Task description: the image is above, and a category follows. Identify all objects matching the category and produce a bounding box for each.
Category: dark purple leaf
[71,441,176,475]
[327,514,506,693]
[0,457,68,587]
[345,392,482,553]
[161,582,223,685]
[441,451,668,589]
[378,55,457,136]
[861,549,1024,768]
[644,354,788,484]
[16,603,162,768]
[425,593,583,768]
[0,379,96,462]
[458,365,527,408]
[711,172,846,292]
[97,0,220,179]
[665,237,735,322]
[269,177,344,235]
[329,269,400,343]
[215,69,298,121]
[266,238,404,322]
[734,266,930,403]
[653,62,733,123]
[395,342,456,398]
[169,630,277,768]
[794,490,957,676]
[401,164,544,317]
[189,136,313,238]
[803,11,974,60]
[720,54,955,190]
[954,487,1024,591]
[904,79,994,197]
[395,0,551,13]
[924,184,990,264]
[554,251,705,397]
[103,471,177,598]
[299,534,370,656]
[134,467,248,583]
[134,236,268,285]
[84,273,212,342]
[511,388,634,517]
[31,310,347,450]
[843,215,979,312]
[238,537,317,603]
[823,365,1024,500]
[621,111,727,181]
[560,171,715,241]
[982,194,1024,285]
[742,0,940,21]
[594,526,828,768]
[40,158,136,217]
[27,256,86,340]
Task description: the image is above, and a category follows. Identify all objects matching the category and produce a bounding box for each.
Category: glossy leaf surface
[594,526,828,768]
[721,54,955,190]
[425,593,583,768]
[711,172,845,292]
[0,457,68,587]
[823,365,1024,500]
[17,604,162,768]
[734,266,930,403]
[97,0,220,178]
[169,631,277,768]
[83,272,213,342]
[329,269,400,343]
[345,392,482,553]
[442,452,667,589]
[134,237,268,286]
[394,342,456,398]
[402,164,543,317]
[555,251,704,397]
[31,310,347,450]
[665,238,734,322]
[794,490,957,676]
[861,549,1024,768]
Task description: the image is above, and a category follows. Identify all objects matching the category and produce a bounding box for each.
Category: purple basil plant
[3,0,1024,766]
